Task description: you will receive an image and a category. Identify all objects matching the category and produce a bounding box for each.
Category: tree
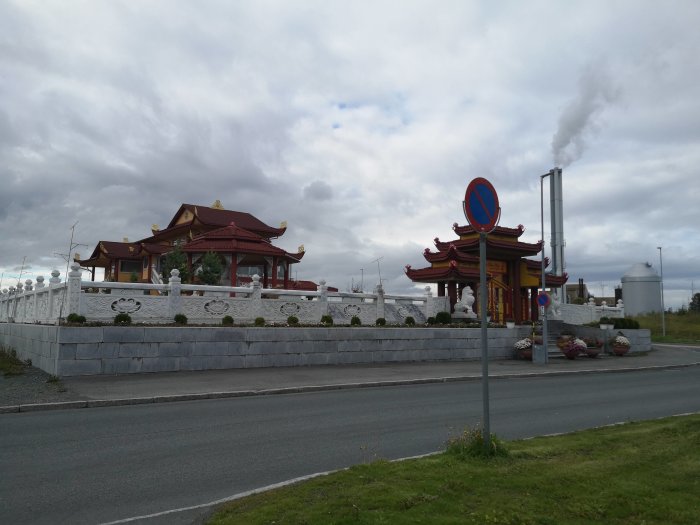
[198,251,224,285]
[162,244,190,284]
[689,293,700,313]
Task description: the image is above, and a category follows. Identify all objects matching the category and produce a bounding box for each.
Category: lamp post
[657,246,666,337]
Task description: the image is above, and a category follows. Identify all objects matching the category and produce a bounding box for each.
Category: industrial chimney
[549,167,565,299]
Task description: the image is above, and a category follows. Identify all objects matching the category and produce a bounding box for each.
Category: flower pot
[519,348,532,360]
[612,344,630,356]
[561,348,578,360]
[585,347,601,358]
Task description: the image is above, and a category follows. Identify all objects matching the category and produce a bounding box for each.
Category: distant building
[78,200,322,290]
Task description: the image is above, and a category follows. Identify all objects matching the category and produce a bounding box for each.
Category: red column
[447,281,457,312]
[284,261,290,289]
[271,256,278,288]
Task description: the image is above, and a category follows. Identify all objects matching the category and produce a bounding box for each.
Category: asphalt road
[1,367,699,525]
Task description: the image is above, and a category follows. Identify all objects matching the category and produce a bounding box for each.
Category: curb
[3,360,699,415]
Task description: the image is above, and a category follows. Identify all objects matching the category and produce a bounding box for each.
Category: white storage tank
[621,263,662,316]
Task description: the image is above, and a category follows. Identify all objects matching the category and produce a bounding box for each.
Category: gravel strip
[0,366,87,407]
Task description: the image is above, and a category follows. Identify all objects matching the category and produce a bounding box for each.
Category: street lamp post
[657,246,666,337]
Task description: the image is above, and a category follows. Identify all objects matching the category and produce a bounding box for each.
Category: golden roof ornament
[123,237,129,243]
[280,220,287,229]
[298,244,305,253]
[211,200,224,209]
[152,224,160,232]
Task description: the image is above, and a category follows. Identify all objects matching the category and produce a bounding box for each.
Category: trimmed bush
[435,311,452,324]
[426,316,436,325]
[174,313,188,325]
[404,316,415,326]
[66,313,86,324]
[350,315,361,326]
[320,314,334,326]
[287,315,299,326]
[222,315,234,326]
[614,317,640,329]
[254,317,266,326]
[114,313,132,326]
[375,317,386,326]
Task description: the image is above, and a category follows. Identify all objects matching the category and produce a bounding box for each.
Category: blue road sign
[463,177,500,232]
[537,291,551,308]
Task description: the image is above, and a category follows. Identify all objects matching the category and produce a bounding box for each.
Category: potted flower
[514,338,533,360]
[505,318,516,329]
[583,337,603,358]
[610,333,631,356]
[561,337,586,359]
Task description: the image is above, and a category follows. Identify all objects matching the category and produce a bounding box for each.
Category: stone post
[47,270,61,321]
[376,283,385,320]
[424,286,433,318]
[67,263,82,316]
[168,269,182,319]
[250,274,262,319]
[317,279,328,318]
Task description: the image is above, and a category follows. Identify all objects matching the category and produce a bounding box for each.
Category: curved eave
[405,265,481,282]
[423,246,480,264]
[452,223,525,238]
[435,238,542,258]
[544,273,569,287]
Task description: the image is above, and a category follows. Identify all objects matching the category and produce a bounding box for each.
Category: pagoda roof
[182,223,304,263]
[167,204,286,239]
[422,244,480,264]
[434,236,542,259]
[404,261,481,282]
[452,223,526,238]
[78,241,142,267]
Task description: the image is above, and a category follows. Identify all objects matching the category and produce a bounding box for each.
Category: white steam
[552,63,618,167]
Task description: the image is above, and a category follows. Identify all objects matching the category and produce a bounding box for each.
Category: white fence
[0,264,448,325]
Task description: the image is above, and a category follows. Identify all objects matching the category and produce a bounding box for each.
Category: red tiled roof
[405,262,481,282]
[423,244,480,264]
[434,236,542,258]
[168,204,286,238]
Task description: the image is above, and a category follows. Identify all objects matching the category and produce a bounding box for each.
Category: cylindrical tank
[621,263,662,316]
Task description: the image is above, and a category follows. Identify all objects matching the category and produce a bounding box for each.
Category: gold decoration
[123,237,129,243]
[73,252,80,261]
[211,199,224,209]
[298,244,305,253]
[152,224,160,232]
[280,220,287,229]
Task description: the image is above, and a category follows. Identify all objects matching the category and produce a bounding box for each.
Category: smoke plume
[551,63,618,167]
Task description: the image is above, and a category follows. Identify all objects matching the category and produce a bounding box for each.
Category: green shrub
[287,315,299,326]
[446,426,509,459]
[320,314,334,326]
[174,313,188,325]
[435,311,452,324]
[350,315,361,326]
[222,315,234,326]
[254,317,266,326]
[427,316,436,325]
[614,317,640,329]
[375,317,386,326]
[114,313,132,325]
[404,316,415,326]
[66,313,86,324]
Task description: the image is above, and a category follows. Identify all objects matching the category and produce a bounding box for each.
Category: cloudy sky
[1,0,699,309]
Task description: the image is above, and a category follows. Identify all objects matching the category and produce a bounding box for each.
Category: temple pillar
[530,287,538,321]
[437,281,446,297]
[271,256,279,288]
[283,261,290,289]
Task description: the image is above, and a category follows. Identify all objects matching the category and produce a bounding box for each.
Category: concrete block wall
[0,323,59,375]
[571,325,652,353]
[1,323,529,377]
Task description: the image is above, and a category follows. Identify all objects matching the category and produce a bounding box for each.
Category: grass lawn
[208,414,700,525]
[634,312,700,343]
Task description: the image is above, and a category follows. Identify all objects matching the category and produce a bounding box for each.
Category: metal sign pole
[479,232,490,449]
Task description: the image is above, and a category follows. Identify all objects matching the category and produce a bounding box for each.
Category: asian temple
[78,200,320,290]
[405,222,568,323]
